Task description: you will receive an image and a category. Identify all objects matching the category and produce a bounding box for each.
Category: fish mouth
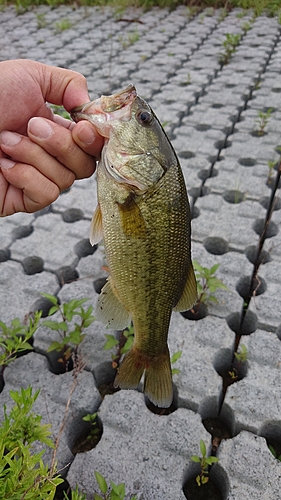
[71,84,137,123]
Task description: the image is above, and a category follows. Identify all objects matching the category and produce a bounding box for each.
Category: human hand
[0,59,103,216]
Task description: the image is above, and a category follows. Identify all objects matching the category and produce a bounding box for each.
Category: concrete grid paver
[0,5,281,499]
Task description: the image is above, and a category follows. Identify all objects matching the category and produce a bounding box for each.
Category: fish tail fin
[114,346,173,408]
[144,347,173,408]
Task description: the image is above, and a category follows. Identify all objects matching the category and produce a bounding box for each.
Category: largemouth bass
[71,85,197,407]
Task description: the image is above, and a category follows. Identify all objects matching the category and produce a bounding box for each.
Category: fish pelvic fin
[173,264,197,312]
[90,204,103,245]
[114,346,173,408]
[96,278,131,330]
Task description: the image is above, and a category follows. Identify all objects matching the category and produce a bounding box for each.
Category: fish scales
[71,85,197,407]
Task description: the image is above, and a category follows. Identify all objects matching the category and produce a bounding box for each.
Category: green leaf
[41,293,59,305]
[104,334,119,350]
[171,368,180,375]
[199,439,207,457]
[170,350,182,364]
[206,456,220,465]
[121,335,134,354]
[190,455,201,463]
[110,481,125,496]
[94,495,104,500]
[95,471,108,494]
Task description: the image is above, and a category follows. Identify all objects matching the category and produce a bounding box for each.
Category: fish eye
[136,110,153,127]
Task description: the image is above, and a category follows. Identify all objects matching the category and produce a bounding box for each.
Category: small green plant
[182,73,192,86]
[41,294,95,369]
[267,160,276,184]
[119,30,139,49]
[0,386,63,499]
[36,12,47,28]
[218,8,228,23]
[54,18,72,34]
[82,412,100,442]
[104,326,182,375]
[170,350,182,375]
[94,470,137,500]
[241,21,252,32]
[191,260,229,312]
[191,440,219,486]
[255,108,273,136]
[0,312,40,368]
[269,444,281,461]
[219,33,241,65]
[234,343,248,364]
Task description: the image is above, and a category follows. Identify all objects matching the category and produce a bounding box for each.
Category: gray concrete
[0,5,281,499]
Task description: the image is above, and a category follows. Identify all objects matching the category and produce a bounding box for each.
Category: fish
[71,84,197,407]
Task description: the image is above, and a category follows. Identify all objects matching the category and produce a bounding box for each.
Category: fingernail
[0,131,22,146]
[0,158,16,169]
[77,122,96,145]
[28,117,53,139]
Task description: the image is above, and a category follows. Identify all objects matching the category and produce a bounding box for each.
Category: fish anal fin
[173,265,197,312]
[114,346,173,408]
[114,346,146,390]
[96,278,131,330]
[116,193,146,238]
[90,204,103,245]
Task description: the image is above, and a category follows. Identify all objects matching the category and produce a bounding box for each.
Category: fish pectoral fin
[173,265,198,312]
[116,193,146,238]
[96,278,131,330]
[90,204,103,245]
[114,346,173,408]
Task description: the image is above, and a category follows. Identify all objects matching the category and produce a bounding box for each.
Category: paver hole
[181,302,208,321]
[259,421,281,462]
[46,348,74,375]
[12,224,34,239]
[188,186,210,199]
[68,411,103,454]
[215,140,232,151]
[0,248,11,262]
[276,324,281,341]
[178,151,196,159]
[195,124,211,131]
[213,347,248,394]
[55,266,79,286]
[74,238,97,258]
[203,237,229,255]
[226,310,258,336]
[238,157,256,167]
[183,462,228,500]
[245,245,271,265]
[212,103,224,109]
[93,277,107,294]
[191,206,200,219]
[30,295,59,317]
[259,195,281,211]
[236,275,267,301]
[197,168,218,181]
[22,255,44,275]
[93,360,118,398]
[222,189,245,204]
[253,218,278,238]
[199,396,235,446]
[62,208,84,223]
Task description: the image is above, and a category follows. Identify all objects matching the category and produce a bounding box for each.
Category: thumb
[37,61,91,111]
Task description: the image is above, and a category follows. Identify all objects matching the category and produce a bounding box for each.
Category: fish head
[71,85,178,191]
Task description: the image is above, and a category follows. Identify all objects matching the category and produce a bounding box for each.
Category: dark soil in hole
[46,348,74,375]
[181,302,208,321]
[54,478,71,500]
[183,477,223,500]
[203,417,232,451]
[267,438,281,460]
[71,415,103,454]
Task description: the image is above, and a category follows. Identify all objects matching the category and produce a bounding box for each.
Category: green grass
[1,0,281,16]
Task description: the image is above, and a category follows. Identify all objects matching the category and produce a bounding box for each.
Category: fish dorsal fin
[173,266,197,312]
[117,193,146,238]
[90,204,103,245]
[96,277,131,330]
